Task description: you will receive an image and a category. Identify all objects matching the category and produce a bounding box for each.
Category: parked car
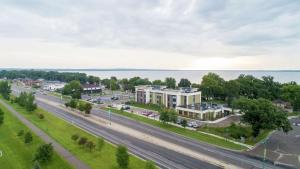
[141,111,153,116]
[111,96,119,100]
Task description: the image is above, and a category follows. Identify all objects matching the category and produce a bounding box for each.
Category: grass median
[0,103,73,169]
[1,98,149,169]
[104,107,248,151]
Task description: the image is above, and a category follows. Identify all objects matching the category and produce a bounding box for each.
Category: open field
[198,124,270,145]
[105,107,248,151]
[2,98,148,169]
[0,103,73,169]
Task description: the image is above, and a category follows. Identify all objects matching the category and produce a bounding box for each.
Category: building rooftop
[135,85,199,94]
[177,103,223,111]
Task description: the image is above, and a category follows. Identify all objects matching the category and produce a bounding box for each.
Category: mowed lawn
[105,108,247,151]
[3,99,148,169]
[0,104,73,169]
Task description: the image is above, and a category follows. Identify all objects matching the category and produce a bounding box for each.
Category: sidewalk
[0,99,90,169]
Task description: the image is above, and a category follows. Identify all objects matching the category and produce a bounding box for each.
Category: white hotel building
[135,85,231,121]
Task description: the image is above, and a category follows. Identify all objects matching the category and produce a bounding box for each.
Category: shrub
[78,137,88,146]
[17,129,24,136]
[116,145,129,169]
[34,143,53,163]
[38,113,44,119]
[24,132,33,144]
[85,141,96,151]
[71,134,79,142]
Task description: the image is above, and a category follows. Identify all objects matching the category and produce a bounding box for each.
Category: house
[21,79,43,88]
[135,85,231,121]
[82,84,104,94]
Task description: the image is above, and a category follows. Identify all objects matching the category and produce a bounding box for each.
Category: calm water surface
[60,70,300,83]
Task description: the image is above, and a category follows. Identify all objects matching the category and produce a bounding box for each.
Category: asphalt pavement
[12,85,289,169]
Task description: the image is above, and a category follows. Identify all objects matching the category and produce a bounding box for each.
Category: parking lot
[247,117,300,169]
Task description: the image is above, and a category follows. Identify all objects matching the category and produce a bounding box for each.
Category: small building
[42,81,66,91]
[21,79,43,88]
[135,85,231,121]
[82,84,104,94]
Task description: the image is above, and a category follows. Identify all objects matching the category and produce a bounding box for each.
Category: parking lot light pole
[109,108,111,125]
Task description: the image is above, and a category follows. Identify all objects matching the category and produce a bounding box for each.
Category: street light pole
[262,139,268,169]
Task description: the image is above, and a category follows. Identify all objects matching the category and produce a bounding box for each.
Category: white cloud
[0,0,299,69]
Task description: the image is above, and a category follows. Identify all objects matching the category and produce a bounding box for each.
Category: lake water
[60,70,300,84]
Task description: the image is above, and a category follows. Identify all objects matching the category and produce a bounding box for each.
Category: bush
[78,137,88,146]
[24,132,33,144]
[116,145,129,169]
[71,134,79,142]
[77,102,86,111]
[17,129,24,136]
[85,141,96,151]
[37,113,44,119]
[34,143,53,163]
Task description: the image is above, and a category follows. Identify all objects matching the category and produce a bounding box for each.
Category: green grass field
[2,99,149,169]
[0,103,73,169]
[105,108,248,151]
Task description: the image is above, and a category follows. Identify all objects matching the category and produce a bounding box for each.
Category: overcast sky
[0,0,299,70]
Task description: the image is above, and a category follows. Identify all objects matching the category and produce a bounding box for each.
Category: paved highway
[12,85,287,169]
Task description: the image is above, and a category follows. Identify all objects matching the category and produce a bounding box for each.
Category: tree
[32,161,41,169]
[181,119,187,128]
[24,132,33,144]
[77,102,86,111]
[25,93,37,112]
[0,108,3,126]
[69,99,78,109]
[159,110,169,123]
[62,80,82,99]
[97,137,105,151]
[84,103,92,115]
[34,143,54,163]
[116,145,129,169]
[15,92,37,112]
[0,81,11,100]
[152,80,165,86]
[88,75,100,85]
[178,78,191,88]
[233,98,292,137]
[145,160,156,169]
[224,80,240,106]
[169,110,178,123]
[165,77,176,89]
[281,84,300,111]
[200,73,225,100]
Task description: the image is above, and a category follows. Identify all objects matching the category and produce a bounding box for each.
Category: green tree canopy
[34,143,54,163]
[0,81,11,100]
[233,98,292,137]
[165,77,176,89]
[178,78,191,87]
[200,73,225,100]
[62,80,82,99]
[116,145,129,169]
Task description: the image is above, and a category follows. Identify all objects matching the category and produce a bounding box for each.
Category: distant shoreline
[0,68,300,72]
